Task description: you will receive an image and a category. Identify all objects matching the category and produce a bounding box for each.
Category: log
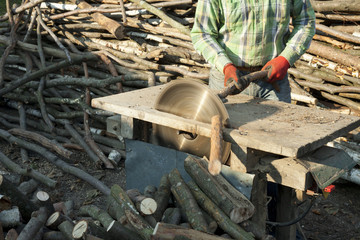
[34,191,55,215]
[0,207,21,228]
[43,231,66,240]
[110,184,153,240]
[184,156,255,223]
[17,179,39,196]
[8,128,73,159]
[77,1,125,39]
[161,207,181,225]
[106,195,127,224]
[5,229,18,240]
[308,40,360,71]
[153,174,171,222]
[17,207,48,240]
[310,0,360,13]
[152,222,233,240]
[126,189,158,215]
[58,220,75,240]
[187,181,254,240]
[46,211,66,229]
[0,175,38,221]
[209,115,223,176]
[72,220,107,240]
[79,204,141,239]
[168,168,209,233]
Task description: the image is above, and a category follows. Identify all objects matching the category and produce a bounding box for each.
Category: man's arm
[190,0,231,73]
[280,0,316,66]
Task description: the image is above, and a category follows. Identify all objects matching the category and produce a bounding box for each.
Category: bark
[321,91,360,112]
[209,115,223,176]
[168,168,209,233]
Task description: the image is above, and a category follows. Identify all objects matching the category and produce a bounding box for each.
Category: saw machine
[92,76,360,239]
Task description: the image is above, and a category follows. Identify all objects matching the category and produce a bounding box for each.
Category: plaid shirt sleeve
[191,0,316,71]
[190,0,232,73]
[280,0,316,66]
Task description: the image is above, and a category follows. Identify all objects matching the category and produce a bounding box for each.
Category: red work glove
[262,56,290,83]
[223,63,241,87]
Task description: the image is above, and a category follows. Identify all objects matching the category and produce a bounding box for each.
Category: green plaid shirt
[190,0,316,72]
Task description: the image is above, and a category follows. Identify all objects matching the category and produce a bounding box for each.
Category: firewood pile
[0,155,259,240]
[290,0,360,112]
[0,0,360,239]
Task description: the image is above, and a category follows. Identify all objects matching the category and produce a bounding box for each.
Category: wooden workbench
[92,84,360,158]
[92,83,360,240]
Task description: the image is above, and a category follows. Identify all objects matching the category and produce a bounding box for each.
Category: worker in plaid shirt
[191,0,316,103]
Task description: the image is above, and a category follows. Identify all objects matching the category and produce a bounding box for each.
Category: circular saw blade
[153,80,231,163]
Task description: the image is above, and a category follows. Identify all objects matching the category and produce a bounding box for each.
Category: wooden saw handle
[208,115,223,175]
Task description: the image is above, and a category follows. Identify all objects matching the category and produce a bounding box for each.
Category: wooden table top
[92,84,360,158]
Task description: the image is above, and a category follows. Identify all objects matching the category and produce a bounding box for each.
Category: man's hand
[223,63,241,86]
[262,56,290,83]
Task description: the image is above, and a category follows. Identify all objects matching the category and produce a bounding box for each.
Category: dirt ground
[0,138,359,239]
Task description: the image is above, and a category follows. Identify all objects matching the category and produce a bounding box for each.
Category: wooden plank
[91,85,360,158]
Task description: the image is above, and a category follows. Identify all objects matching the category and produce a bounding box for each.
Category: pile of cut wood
[0,156,259,240]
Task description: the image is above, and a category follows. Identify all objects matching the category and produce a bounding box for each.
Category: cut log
[46,211,70,230]
[34,190,55,215]
[5,228,18,240]
[168,168,209,233]
[72,220,107,240]
[106,195,127,224]
[110,184,153,240]
[77,1,125,39]
[79,204,142,240]
[152,222,232,240]
[126,189,158,215]
[43,231,66,240]
[184,156,255,223]
[209,115,223,175]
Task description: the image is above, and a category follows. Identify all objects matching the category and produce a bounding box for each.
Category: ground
[0,139,359,239]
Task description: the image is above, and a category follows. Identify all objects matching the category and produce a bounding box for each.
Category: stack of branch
[0,0,208,172]
[290,0,360,114]
[0,155,259,240]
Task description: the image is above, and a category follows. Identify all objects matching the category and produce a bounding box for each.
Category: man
[190,0,316,103]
